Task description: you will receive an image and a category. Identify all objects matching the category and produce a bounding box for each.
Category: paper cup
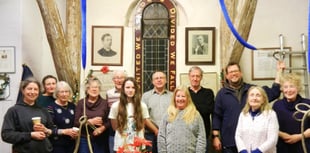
[32,117,41,125]
[72,127,79,132]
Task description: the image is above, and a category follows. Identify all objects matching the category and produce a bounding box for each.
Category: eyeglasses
[227,70,240,74]
[153,76,166,80]
[59,90,70,94]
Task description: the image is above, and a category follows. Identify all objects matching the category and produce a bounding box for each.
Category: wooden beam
[220,0,257,67]
[36,0,81,101]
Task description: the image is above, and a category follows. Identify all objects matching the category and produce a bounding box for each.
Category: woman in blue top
[273,73,310,153]
[36,75,57,108]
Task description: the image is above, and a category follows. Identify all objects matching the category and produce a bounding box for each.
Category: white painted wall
[0,0,308,152]
[242,0,308,96]
[0,0,22,152]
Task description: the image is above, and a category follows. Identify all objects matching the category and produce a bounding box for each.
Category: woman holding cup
[1,77,54,153]
[47,81,78,153]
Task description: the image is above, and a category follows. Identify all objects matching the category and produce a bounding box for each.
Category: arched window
[142,3,169,91]
[134,0,177,93]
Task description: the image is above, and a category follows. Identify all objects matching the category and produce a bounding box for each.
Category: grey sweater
[158,110,206,153]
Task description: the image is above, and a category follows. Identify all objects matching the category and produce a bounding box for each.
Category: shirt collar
[113,87,120,93]
[152,89,168,95]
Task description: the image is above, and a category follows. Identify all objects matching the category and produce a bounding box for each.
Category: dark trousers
[52,144,74,153]
[144,132,158,153]
[222,146,238,153]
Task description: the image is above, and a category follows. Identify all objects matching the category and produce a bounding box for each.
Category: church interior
[0,0,308,152]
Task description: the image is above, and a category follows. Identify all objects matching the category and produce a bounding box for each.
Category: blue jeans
[78,137,106,153]
[144,132,158,153]
[109,135,114,153]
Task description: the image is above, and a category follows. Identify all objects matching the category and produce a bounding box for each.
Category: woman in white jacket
[235,86,279,153]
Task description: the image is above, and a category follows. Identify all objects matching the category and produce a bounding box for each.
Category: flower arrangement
[0,73,10,96]
[101,65,110,74]
[117,136,152,153]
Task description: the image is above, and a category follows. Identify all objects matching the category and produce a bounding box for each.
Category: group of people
[212,61,310,153]
[1,61,310,153]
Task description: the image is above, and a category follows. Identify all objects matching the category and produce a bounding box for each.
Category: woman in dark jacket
[48,81,78,153]
[273,73,310,153]
[1,77,54,153]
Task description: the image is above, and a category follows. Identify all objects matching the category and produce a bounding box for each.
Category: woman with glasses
[74,77,110,153]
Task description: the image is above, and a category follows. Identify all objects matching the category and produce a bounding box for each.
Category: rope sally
[73,76,97,153]
[73,0,94,152]
[293,103,310,153]
[73,97,95,153]
[219,0,257,50]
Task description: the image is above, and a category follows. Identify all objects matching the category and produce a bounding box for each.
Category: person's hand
[277,60,285,72]
[88,117,103,126]
[93,126,105,136]
[31,131,47,140]
[154,128,159,136]
[33,123,46,132]
[62,128,79,139]
[212,137,222,151]
[282,133,302,144]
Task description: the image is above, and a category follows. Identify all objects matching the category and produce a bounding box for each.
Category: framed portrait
[185,27,216,65]
[180,72,218,93]
[0,46,15,73]
[91,26,123,66]
[251,47,291,80]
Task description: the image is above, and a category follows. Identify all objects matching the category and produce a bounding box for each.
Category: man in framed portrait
[193,35,208,55]
[98,33,117,57]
